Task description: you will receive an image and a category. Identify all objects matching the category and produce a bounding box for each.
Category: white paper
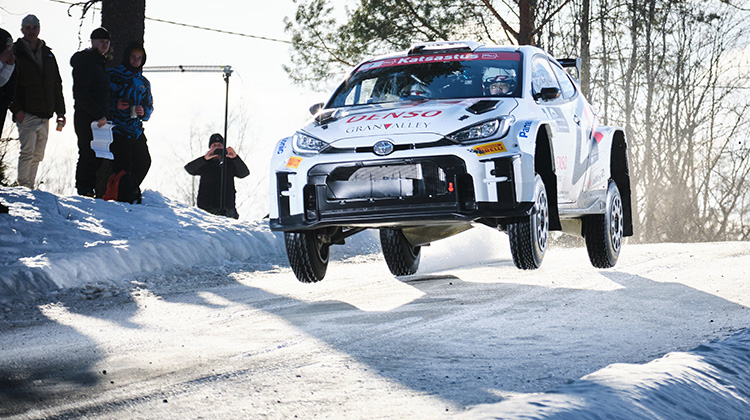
[90,121,114,160]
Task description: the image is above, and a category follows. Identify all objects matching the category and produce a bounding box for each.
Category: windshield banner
[357,52,521,73]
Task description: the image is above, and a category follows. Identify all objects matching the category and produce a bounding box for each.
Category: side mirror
[309,102,324,115]
[539,87,560,101]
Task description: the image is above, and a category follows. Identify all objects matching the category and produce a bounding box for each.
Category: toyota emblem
[373,140,395,156]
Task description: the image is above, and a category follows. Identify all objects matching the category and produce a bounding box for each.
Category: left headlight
[448,116,515,144]
[292,131,329,155]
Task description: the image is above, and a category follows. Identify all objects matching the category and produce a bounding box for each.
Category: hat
[22,14,40,27]
[90,27,110,40]
[208,133,224,147]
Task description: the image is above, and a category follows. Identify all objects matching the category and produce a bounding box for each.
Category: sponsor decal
[518,121,533,138]
[286,156,302,169]
[346,110,442,123]
[357,52,521,72]
[542,107,570,133]
[276,138,288,155]
[345,121,431,133]
[593,131,604,143]
[555,155,568,170]
[472,141,507,156]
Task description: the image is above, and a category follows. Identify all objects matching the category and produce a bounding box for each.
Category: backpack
[103,170,137,203]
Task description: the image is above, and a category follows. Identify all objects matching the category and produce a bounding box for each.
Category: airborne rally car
[270,41,633,283]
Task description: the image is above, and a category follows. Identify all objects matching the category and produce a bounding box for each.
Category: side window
[531,57,561,99]
[550,61,576,100]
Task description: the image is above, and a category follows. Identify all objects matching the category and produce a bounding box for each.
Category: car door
[530,55,580,204]
[549,60,597,203]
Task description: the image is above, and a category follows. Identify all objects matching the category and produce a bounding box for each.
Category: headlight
[448,116,515,143]
[292,131,329,155]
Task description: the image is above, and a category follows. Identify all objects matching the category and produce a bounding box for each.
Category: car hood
[303,98,519,146]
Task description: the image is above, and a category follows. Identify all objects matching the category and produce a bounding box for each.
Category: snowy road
[2,235,749,419]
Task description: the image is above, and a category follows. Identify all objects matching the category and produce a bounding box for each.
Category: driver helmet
[406,83,429,97]
[484,75,516,96]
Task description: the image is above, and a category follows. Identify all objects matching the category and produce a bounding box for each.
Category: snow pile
[465,328,750,420]
[0,187,377,300]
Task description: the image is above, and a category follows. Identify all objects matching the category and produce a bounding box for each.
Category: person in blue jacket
[108,42,153,202]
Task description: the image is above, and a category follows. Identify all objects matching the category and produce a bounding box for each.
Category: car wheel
[380,228,421,276]
[508,174,549,270]
[584,181,623,268]
[285,230,330,283]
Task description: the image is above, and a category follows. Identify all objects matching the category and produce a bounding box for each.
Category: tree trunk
[518,0,534,45]
[579,0,591,97]
[101,0,146,67]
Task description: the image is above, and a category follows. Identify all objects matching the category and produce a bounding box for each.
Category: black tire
[508,175,549,270]
[584,181,623,268]
[380,228,421,276]
[285,230,329,283]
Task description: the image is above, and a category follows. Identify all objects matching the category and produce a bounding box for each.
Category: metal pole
[219,70,230,215]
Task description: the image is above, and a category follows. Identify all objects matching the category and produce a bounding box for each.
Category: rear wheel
[584,181,623,268]
[285,230,330,283]
[380,229,421,276]
[508,175,549,270]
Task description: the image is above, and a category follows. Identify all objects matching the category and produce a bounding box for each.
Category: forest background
[1,0,749,243]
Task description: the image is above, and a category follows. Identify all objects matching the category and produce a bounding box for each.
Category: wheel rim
[534,188,549,252]
[314,233,330,263]
[610,194,623,253]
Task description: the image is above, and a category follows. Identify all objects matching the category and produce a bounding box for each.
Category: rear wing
[557,58,581,80]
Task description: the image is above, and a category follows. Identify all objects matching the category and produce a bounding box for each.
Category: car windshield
[328,52,522,107]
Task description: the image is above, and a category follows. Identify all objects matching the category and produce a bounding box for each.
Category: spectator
[0,27,16,131]
[70,27,110,197]
[107,42,153,202]
[184,133,249,219]
[10,14,65,190]
[0,27,16,214]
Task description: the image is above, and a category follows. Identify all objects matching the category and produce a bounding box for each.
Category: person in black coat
[184,133,250,219]
[0,27,15,213]
[70,27,110,197]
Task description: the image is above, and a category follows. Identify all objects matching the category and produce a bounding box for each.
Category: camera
[211,148,224,157]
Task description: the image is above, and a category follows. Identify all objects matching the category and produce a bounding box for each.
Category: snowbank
[0,187,378,300]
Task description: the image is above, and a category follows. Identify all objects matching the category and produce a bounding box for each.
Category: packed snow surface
[1,187,749,419]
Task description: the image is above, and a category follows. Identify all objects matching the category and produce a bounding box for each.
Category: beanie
[22,15,40,27]
[90,27,110,40]
[208,133,224,147]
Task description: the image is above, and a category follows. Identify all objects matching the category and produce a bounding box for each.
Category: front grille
[326,162,447,200]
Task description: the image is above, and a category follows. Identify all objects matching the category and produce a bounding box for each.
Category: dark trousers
[74,113,104,195]
[111,132,151,191]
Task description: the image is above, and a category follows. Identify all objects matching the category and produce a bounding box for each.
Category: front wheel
[584,181,623,268]
[380,229,421,276]
[285,230,330,283]
[507,175,549,270]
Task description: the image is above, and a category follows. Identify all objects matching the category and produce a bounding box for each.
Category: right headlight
[292,131,330,155]
[448,116,515,144]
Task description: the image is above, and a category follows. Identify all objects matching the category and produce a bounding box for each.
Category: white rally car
[270,41,633,283]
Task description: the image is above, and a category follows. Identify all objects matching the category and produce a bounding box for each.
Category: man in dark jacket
[0,27,16,136]
[0,27,15,214]
[11,14,65,189]
[184,133,250,219]
[71,27,110,197]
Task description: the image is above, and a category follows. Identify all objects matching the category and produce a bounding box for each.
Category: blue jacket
[108,63,152,139]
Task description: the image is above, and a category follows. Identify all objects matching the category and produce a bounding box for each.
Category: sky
[1,0,329,220]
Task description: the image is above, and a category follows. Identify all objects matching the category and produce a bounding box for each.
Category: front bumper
[271,154,533,231]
